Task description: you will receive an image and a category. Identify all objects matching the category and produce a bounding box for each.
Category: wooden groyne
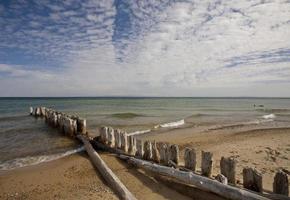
[98,125,289,199]
[30,107,136,200]
[30,107,289,200]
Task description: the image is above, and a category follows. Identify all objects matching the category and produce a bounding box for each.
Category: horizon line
[0,96,290,99]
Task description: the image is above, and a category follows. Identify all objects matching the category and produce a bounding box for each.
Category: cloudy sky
[0,0,290,97]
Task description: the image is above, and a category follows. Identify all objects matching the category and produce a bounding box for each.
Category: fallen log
[90,139,289,200]
[118,154,269,200]
[77,135,137,200]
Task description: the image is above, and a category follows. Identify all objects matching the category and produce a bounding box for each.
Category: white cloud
[0,0,290,97]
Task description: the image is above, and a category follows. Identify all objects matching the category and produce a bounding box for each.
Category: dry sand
[1,126,289,199]
[143,127,290,192]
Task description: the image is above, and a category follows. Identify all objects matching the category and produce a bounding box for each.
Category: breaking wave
[262,114,276,119]
[0,146,85,171]
[155,119,185,129]
[209,114,277,131]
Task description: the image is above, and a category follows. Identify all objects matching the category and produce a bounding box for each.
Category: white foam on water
[127,129,151,136]
[155,119,185,128]
[0,146,85,171]
[262,114,276,119]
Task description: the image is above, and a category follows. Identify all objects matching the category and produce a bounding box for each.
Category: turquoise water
[1,97,290,170]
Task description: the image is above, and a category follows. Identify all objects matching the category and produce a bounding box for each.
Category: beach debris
[243,167,263,193]
[143,141,153,160]
[77,135,137,200]
[220,157,237,185]
[152,141,160,163]
[215,174,228,185]
[169,144,179,166]
[184,147,197,172]
[29,106,287,199]
[201,151,213,177]
[118,154,269,200]
[273,170,289,196]
[135,139,144,158]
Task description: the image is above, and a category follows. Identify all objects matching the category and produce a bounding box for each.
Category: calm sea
[1,97,290,170]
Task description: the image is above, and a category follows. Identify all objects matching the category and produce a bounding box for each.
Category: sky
[0,0,290,97]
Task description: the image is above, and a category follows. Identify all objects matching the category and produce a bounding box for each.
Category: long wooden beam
[77,135,137,200]
[118,154,269,200]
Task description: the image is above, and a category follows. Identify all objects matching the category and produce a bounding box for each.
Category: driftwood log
[77,135,137,200]
[118,154,269,200]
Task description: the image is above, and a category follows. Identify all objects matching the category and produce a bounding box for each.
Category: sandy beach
[143,126,290,192]
[0,152,191,200]
[1,125,289,199]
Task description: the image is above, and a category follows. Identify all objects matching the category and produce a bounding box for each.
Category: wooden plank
[118,154,269,200]
[77,135,137,200]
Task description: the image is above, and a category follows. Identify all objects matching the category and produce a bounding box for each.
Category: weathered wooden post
[29,107,33,115]
[143,141,153,161]
[56,113,62,128]
[44,109,49,122]
[64,117,77,137]
[220,156,237,185]
[273,170,289,196]
[40,107,46,117]
[215,174,228,185]
[135,139,144,158]
[169,144,179,165]
[243,167,263,193]
[108,127,115,148]
[128,136,136,155]
[50,112,58,127]
[34,107,41,117]
[184,147,197,172]
[159,142,169,165]
[114,129,121,149]
[152,141,160,163]
[201,151,213,177]
[77,118,86,134]
[58,114,65,133]
[120,131,128,152]
[100,127,108,144]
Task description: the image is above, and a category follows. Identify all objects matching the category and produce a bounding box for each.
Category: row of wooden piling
[100,126,289,197]
[30,107,87,137]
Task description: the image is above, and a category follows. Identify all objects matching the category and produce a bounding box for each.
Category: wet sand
[0,153,191,200]
[0,153,118,200]
[1,126,289,199]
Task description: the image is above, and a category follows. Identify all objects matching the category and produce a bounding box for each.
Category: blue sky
[0,0,290,97]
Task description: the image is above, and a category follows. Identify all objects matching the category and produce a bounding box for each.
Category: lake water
[1,97,290,170]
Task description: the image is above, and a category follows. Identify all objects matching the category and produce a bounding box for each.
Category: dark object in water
[253,104,264,108]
